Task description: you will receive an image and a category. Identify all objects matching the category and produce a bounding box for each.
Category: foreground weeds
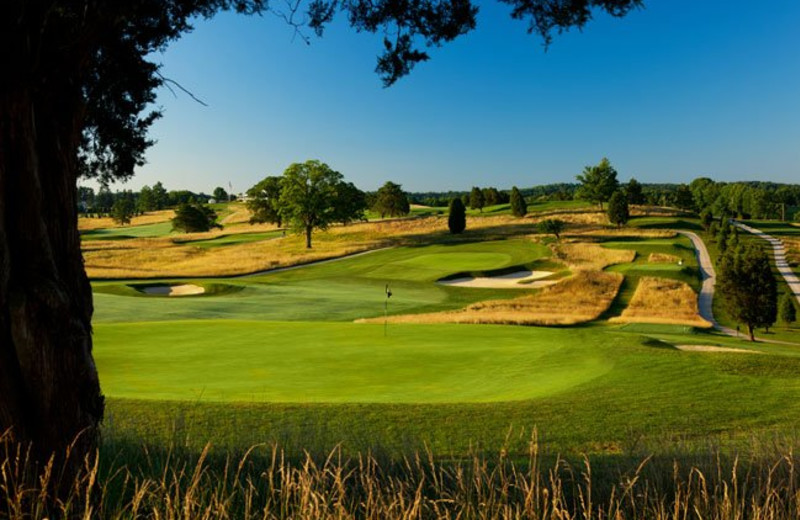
[6,432,800,519]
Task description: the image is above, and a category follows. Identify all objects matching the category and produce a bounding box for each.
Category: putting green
[94,321,612,403]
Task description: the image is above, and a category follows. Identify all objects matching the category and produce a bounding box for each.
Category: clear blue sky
[113,0,800,194]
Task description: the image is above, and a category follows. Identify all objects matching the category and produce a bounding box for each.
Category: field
[87,206,800,463]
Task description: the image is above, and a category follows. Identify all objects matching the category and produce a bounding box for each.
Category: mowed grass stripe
[94,321,613,403]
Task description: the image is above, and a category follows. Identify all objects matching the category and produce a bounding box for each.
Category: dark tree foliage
[0,0,643,488]
[373,181,410,218]
[625,178,645,205]
[213,186,229,202]
[607,190,629,228]
[469,186,485,212]
[152,182,170,210]
[538,218,564,240]
[171,203,222,233]
[448,198,467,234]
[718,244,777,341]
[247,176,284,226]
[674,184,694,211]
[333,181,368,225]
[111,197,135,225]
[138,185,156,212]
[510,186,528,217]
[576,157,619,209]
[700,209,714,230]
[780,293,797,325]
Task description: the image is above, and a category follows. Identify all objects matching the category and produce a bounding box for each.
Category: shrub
[448,198,466,234]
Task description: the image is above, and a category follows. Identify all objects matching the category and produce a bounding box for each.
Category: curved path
[676,231,736,335]
[732,221,800,306]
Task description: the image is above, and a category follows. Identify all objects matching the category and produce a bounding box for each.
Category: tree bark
[0,70,103,487]
[305,225,313,248]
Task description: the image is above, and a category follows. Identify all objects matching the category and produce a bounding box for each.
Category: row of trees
[79,182,221,219]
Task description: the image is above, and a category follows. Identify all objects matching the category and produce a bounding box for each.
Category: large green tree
[607,190,629,227]
[718,244,778,341]
[469,186,485,212]
[0,0,642,480]
[246,176,284,227]
[373,181,410,218]
[576,157,619,209]
[279,160,345,248]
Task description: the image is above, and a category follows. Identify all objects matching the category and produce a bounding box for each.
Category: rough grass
[368,271,623,326]
[609,276,711,328]
[12,431,800,520]
[78,210,175,230]
[551,242,636,271]
[647,252,681,263]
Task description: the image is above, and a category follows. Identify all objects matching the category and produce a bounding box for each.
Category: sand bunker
[140,284,205,296]
[676,345,759,354]
[438,270,555,289]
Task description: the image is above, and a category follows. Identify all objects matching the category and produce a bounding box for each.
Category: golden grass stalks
[610,276,712,328]
[551,242,635,271]
[648,252,681,263]
[7,430,800,519]
[78,210,175,230]
[366,271,623,326]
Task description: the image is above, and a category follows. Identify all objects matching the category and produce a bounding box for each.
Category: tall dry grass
[551,243,636,272]
[7,430,800,519]
[647,253,681,264]
[368,272,623,326]
[78,210,175,231]
[610,277,711,328]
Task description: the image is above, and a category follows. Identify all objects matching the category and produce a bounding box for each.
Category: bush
[172,203,222,233]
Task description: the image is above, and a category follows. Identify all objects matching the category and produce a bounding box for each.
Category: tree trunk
[0,83,103,487]
[748,324,755,342]
[305,226,312,248]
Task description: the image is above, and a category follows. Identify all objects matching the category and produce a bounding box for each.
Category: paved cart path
[733,221,800,306]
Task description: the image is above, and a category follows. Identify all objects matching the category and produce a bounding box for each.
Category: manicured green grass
[92,239,551,323]
[97,322,800,456]
[81,221,175,240]
[173,230,284,248]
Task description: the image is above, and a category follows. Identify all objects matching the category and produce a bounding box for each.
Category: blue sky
[114,0,800,194]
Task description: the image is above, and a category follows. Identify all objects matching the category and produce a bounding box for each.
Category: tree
[137,185,155,213]
[718,244,778,341]
[469,186,485,212]
[152,182,169,210]
[172,203,222,233]
[0,0,641,485]
[576,158,619,209]
[700,209,714,231]
[333,181,368,225]
[373,181,410,218]
[674,184,694,211]
[213,186,229,202]
[111,197,135,225]
[538,219,565,240]
[247,176,284,227]
[625,178,645,205]
[607,190,629,227]
[483,187,501,206]
[510,186,528,217]
[780,293,797,325]
[448,198,467,234]
[279,160,344,248]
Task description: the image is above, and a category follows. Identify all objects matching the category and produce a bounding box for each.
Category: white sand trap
[676,345,760,354]
[141,284,205,296]
[438,270,555,289]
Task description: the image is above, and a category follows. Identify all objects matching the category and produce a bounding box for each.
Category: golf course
[88,205,800,459]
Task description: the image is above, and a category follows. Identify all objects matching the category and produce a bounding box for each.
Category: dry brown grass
[219,202,253,225]
[570,228,675,239]
[610,276,711,328]
[9,430,800,520]
[365,271,623,326]
[551,242,635,271]
[78,210,174,230]
[784,238,800,267]
[648,252,681,263]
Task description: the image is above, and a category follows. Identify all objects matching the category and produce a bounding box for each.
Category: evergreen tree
[718,244,777,341]
[780,293,797,325]
[510,186,528,217]
[576,157,619,209]
[448,197,466,234]
[625,178,645,205]
[607,190,630,228]
[469,186,485,212]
